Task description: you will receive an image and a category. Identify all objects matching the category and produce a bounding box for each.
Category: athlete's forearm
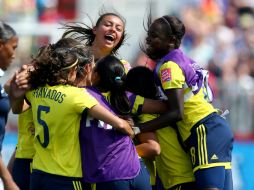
[0,158,19,190]
[135,132,160,159]
[138,109,182,133]
[136,141,160,159]
[89,104,134,137]
[7,149,16,174]
[8,71,30,114]
[142,99,168,114]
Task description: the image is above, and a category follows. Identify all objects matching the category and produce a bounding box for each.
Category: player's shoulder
[120,59,132,72]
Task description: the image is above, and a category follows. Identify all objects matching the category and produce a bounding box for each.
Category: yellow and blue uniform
[133,113,157,188]
[157,61,216,141]
[16,109,35,159]
[137,114,157,187]
[139,114,195,190]
[12,109,35,190]
[26,84,98,190]
[155,49,234,190]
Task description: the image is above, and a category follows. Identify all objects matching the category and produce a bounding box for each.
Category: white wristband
[132,127,141,135]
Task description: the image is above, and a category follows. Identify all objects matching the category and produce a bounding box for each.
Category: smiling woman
[62,11,131,70]
[139,15,234,190]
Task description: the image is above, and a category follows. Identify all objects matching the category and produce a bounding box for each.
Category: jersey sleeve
[138,113,158,124]
[72,88,98,113]
[25,91,32,104]
[120,59,132,73]
[130,94,145,115]
[159,61,185,91]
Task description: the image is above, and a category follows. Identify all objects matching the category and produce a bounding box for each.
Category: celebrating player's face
[146,20,171,60]
[93,15,124,52]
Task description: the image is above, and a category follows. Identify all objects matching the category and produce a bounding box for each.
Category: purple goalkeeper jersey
[79,87,140,183]
[154,49,213,102]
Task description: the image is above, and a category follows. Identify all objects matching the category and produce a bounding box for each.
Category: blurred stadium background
[0,0,254,189]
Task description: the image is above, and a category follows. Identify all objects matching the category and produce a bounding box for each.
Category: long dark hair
[62,12,127,56]
[29,38,90,89]
[94,55,130,115]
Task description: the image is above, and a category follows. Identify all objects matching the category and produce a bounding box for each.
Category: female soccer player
[62,11,131,71]
[5,38,83,190]
[138,15,234,190]
[126,66,196,190]
[79,55,168,190]
[8,39,134,190]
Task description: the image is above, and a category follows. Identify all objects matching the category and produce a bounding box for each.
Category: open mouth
[104,34,115,42]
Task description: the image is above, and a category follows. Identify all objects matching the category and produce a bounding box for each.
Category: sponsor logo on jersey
[161,68,171,82]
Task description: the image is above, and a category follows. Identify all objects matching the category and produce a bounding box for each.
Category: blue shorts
[154,173,196,190]
[96,160,152,190]
[185,113,234,189]
[195,166,233,190]
[12,158,32,190]
[30,169,85,190]
[168,182,196,190]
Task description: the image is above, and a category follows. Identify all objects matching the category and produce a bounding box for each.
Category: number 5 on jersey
[37,105,50,148]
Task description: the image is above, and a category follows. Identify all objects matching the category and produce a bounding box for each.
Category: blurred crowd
[174,0,254,138]
[135,0,254,138]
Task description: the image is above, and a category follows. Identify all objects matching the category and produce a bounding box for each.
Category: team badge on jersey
[161,68,171,82]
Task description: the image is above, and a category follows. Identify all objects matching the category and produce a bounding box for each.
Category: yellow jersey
[16,108,35,159]
[26,84,98,177]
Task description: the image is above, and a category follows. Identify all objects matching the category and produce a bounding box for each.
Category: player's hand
[9,71,27,99]
[14,64,33,90]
